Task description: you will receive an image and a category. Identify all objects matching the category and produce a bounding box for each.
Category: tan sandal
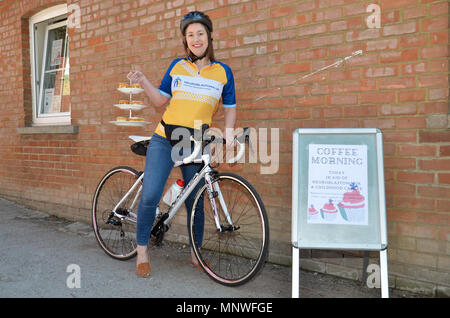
[136,262,151,277]
[191,258,211,272]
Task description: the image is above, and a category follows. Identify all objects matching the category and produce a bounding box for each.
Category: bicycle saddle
[129,135,151,143]
[129,136,151,156]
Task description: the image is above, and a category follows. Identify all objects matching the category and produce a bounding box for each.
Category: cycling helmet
[180,11,213,36]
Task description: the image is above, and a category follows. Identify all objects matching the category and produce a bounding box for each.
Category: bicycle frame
[111,150,236,232]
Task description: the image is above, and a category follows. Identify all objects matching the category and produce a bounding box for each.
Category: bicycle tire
[189,172,269,286]
[92,166,140,260]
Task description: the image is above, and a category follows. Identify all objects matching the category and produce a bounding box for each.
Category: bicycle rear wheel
[92,166,140,260]
[189,172,269,286]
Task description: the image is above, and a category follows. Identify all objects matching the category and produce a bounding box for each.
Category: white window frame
[29,4,70,126]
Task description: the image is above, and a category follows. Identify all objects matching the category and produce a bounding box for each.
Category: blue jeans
[136,133,204,247]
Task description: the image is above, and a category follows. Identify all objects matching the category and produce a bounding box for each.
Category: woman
[127,11,237,277]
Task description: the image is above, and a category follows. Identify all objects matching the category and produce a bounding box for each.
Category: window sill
[17,125,78,135]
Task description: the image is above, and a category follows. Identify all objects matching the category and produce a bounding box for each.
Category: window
[29,5,70,126]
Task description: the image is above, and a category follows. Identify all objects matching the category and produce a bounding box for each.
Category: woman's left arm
[224,107,236,148]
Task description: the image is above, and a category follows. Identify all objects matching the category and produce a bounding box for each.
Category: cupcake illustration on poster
[338,182,366,224]
[320,199,338,221]
[308,204,320,221]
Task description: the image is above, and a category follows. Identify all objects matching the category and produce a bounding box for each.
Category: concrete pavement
[0,197,423,299]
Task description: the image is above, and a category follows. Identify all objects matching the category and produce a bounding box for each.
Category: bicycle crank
[219,224,240,232]
[150,213,170,246]
[104,210,122,226]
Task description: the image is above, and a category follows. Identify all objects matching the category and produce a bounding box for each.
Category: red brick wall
[0,0,448,296]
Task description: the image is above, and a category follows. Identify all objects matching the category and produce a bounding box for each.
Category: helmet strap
[189,50,208,63]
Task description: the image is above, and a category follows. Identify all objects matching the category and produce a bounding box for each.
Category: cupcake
[128,117,145,122]
[338,183,365,223]
[129,100,143,105]
[308,204,320,221]
[320,199,338,221]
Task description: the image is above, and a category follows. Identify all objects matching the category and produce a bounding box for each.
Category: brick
[440,146,450,157]
[429,88,449,101]
[397,171,434,184]
[426,114,448,129]
[386,182,416,196]
[430,30,449,45]
[396,116,427,129]
[398,89,426,102]
[417,212,450,226]
[422,17,448,32]
[312,34,343,47]
[398,144,436,157]
[388,209,417,223]
[419,159,450,171]
[361,91,396,104]
[283,62,310,74]
[343,105,377,117]
[419,131,450,143]
[421,46,448,59]
[396,223,437,240]
[418,185,450,199]
[364,66,397,78]
[401,62,426,74]
[381,103,417,116]
[270,5,296,18]
[380,49,418,63]
[379,77,416,90]
[383,22,417,36]
[298,24,327,37]
[400,34,428,48]
[385,157,416,169]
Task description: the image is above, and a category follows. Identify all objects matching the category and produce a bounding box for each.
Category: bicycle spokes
[190,172,269,286]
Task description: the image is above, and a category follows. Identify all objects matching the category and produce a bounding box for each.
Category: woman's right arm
[127,71,169,108]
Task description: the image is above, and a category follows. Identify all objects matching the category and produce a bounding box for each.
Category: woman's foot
[190,248,202,271]
[136,245,151,277]
[190,248,210,272]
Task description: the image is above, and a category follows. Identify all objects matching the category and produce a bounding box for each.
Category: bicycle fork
[205,172,237,232]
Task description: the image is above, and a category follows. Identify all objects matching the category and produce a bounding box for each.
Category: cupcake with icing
[320,199,338,221]
[338,182,365,223]
[308,204,320,221]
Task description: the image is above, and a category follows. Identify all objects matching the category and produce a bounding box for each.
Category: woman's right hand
[127,70,147,85]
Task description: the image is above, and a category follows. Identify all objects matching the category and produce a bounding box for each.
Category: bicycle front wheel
[189,172,269,286]
[92,166,141,260]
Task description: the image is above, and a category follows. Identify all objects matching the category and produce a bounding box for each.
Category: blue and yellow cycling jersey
[155,58,236,138]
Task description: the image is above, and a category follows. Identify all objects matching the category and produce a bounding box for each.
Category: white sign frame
[291,128,388,298]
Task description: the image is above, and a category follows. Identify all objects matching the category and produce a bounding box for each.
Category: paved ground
[0,197,424,299]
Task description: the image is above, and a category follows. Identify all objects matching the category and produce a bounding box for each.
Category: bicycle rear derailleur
[150,212,170,246]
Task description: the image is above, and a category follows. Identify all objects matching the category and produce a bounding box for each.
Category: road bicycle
[91,127,269,286]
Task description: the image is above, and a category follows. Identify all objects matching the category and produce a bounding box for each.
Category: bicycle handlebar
[181,127,250,165]
[182,136,203,164]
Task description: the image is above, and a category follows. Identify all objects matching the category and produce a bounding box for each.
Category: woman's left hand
[127,70,147,85]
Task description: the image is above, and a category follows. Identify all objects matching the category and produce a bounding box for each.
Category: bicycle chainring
[150,213,170,246]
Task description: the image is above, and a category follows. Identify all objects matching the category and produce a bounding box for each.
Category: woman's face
[185,23,209,58]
